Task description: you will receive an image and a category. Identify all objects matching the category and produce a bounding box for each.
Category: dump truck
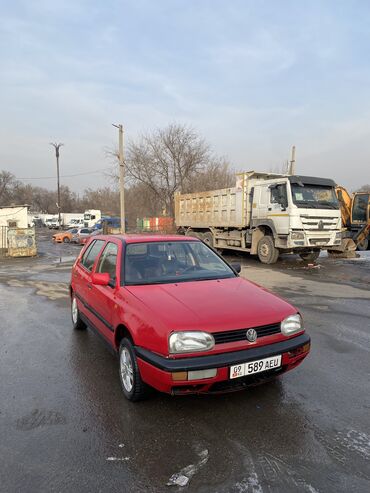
[175,171,342,264]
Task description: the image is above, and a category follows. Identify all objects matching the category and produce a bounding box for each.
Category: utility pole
[50,142,64,228]
[289,145,296,175]
[112,124,126,233]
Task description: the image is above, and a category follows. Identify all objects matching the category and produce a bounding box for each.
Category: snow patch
[167,449,209,487]
[106,456,130,461]
[234,472,263,492]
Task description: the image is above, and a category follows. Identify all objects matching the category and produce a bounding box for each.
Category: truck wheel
[119,338,149,402]
[357,238,369,251]
[257,236,279,264]
[299,251,320,262]
[63,237,70,243]
[71,294,86,330]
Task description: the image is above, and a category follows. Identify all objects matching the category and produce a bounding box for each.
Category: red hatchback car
[70,235,310,401]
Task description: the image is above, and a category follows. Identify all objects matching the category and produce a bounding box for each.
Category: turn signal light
[289,342,310,358]
[172,369,217,381]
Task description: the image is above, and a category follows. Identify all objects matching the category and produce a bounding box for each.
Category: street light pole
[112,124,126,233]
[50,142,64,228]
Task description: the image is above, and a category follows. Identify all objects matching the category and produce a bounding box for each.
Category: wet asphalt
[0,230,369,492]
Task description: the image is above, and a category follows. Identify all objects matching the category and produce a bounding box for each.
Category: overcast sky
[1,0,370,192]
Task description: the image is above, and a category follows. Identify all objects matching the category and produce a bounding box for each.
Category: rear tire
[119,338,149,402]
[257,236,279,264]
[299,251,320,262]
[71,294,86,330]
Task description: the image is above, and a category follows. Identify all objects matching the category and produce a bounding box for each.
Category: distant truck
[84,209,101,228]
[175,171,342,264]
[46,213,84,229]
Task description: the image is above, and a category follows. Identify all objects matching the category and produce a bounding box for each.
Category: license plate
[230,355,282,379]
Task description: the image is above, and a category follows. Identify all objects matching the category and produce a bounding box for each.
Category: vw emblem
[246,328,257,342]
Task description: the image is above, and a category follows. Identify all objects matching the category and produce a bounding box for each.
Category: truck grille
[212,322,281,344]
[300,215,338,231]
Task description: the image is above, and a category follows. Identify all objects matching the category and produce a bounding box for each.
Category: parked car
[71,227,93,244]
[70,235,310,401]
[79,228,102,245]
[52,228,79,243]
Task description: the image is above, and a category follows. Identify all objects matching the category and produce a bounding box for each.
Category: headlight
[169,331,215,354]
[335,232,342,240]
[281,314,303,336]
[291,231,305,240]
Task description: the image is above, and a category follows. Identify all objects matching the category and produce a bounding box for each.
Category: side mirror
[91,272,110,286]
[230,262,241,274]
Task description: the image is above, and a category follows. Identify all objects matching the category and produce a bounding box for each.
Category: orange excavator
[328,186,370,257]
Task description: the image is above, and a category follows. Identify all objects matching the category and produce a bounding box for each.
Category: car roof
[85,234,201,244]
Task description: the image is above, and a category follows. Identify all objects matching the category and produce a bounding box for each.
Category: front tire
[63,237,70,243]
[257,236,279,264]
[119,338,149,402]
[71,294,86,330]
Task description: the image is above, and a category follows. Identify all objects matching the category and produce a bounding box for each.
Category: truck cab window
[270,184,287,208]
[352,194,369,222]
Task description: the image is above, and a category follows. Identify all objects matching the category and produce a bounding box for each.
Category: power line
[17,167,112,180]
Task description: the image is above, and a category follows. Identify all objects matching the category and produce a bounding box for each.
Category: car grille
[212,322,281,344]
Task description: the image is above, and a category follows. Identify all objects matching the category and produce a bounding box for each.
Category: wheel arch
[251,224,274,254]
[114,324,134,351]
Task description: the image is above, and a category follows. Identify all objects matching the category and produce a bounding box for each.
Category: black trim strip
[75,292,114,332]
[134,333,310,372]
[79,312,117,355]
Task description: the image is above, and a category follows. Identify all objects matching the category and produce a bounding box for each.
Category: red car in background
[70,235,310,401]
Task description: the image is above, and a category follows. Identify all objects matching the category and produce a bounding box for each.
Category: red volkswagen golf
[70,235,310,401]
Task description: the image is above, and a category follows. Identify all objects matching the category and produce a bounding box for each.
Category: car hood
[125,277,296,332]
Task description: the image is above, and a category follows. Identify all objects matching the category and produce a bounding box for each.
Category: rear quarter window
[80,240,105,271]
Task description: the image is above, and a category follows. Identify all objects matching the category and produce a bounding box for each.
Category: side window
[270,184,288,207]
[352,194,369,222]
[80,240,105,271]
[97,242,118,280]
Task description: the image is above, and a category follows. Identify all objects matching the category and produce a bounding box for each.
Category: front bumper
[135,333,310,395]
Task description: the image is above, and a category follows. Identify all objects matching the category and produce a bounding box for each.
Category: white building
[0,205,30,250]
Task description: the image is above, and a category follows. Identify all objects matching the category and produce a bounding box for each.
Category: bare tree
[187,159,234,192]
[356,184,370,192]
[0,171,19,205]
[126,124,213,216]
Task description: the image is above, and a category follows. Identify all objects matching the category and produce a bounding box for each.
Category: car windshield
[291,184,339,209]
[124,241,236,285]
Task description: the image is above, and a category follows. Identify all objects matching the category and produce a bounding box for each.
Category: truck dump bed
[174,171,285,229]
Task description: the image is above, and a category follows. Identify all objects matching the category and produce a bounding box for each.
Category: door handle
[87,284,92,290]
[268,207,272,211]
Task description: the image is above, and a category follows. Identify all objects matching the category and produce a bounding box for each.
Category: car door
[88,240,121,344]
[73,239,106,321]
[268,182,290,235]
